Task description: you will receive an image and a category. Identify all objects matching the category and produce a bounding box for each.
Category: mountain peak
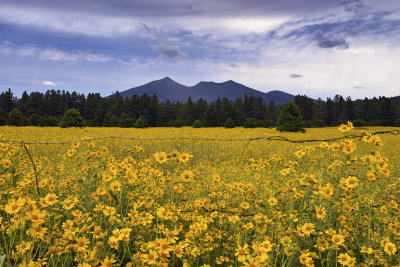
[115,78,294,105]
[158,76,175,82]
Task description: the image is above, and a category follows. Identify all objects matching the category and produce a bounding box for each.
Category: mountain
[115,77,294,105]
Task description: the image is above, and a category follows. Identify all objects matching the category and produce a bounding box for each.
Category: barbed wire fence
[1,129,399,146]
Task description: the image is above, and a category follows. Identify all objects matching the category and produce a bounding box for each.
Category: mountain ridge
[113,77,295,105]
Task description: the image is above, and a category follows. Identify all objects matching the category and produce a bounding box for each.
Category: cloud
[290,74,303,78]
[353,86,366,89]
[314,30,349,49]
[0,42,115,63]
[337,27,358,35]
[43,80,56,86]
[0,4,141,37]
[141,23,164,37]
[341,0,372,17]
[152,43,184,58]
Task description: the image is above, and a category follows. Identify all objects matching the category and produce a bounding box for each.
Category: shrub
[224,117,235,128]
[8,108,26,126]
[192,120,202,128]
[173,120,183,128]
[59,109,85,128]
[134,116,148,128]
[276,101,305,132]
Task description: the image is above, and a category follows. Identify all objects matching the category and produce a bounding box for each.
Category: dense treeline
[0,88,399,127]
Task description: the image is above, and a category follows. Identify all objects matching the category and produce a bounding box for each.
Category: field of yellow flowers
[0,124,399,267]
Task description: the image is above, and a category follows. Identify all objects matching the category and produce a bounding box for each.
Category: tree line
[0,88,399,127]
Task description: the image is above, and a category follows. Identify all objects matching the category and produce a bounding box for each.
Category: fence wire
[0,129,398,146]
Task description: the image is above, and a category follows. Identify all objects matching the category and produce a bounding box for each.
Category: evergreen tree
[118,113,136,128]
[325,98,336,126]
[380,97,396,126]
[276,102,305,132]
[29,114,42,126]
[233,98,245,126]
[294,95,314,122]
[0,107,7,125]
[345,96,356,121]
[0,89,15,113]
[219,97,233,124]
[159,100,176,126]
[59,108,85,128]
[224,117,235,128]
[134,115,148,128]
[194,98,208,122]
[103,111,116,127]
[265,101,278,124]
[244,118,257,128]
[204,103,219,126]
[182,97,195,125]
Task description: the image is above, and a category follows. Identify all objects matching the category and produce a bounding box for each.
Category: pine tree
[0,107,7,126]
[134,115,148,128]
[276,102,305,132]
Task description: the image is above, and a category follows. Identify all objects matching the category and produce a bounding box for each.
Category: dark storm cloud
[314,30,349,49]
[290,74,303,78]
[152,43,184,58]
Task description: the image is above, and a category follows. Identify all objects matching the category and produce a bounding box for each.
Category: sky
[0,0,399,99]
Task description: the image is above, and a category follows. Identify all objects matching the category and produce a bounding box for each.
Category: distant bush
[224,118,235,128]
[59,109,85,128]
[173,120,183,128]
[192,120,202,128]
[8,108,26,126]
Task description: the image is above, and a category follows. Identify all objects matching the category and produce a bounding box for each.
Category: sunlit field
[0,125,399,266]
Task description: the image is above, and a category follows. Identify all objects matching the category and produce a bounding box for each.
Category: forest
[0,88,399,127]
